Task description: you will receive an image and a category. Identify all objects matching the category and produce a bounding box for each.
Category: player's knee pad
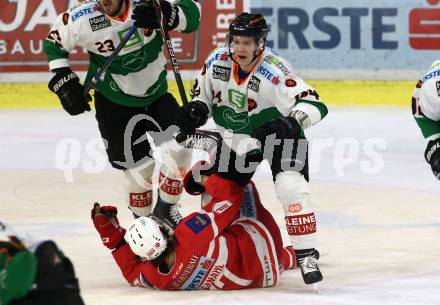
[275,171,317,249]
[124,161,155,217]
[275,171,312,212]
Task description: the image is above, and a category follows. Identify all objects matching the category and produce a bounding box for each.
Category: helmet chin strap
[228,49,262,71]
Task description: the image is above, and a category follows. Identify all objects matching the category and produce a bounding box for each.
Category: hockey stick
[84,25,137,97]
[153,0,188,106]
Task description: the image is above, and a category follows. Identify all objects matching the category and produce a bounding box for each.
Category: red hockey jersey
[112,174,283,290]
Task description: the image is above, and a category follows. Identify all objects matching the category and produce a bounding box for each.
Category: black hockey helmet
[228,13,269,49]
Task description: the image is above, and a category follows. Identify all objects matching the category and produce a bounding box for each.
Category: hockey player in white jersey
[412,60,440,179]
[44,0,201,225]
[175,13,328,285]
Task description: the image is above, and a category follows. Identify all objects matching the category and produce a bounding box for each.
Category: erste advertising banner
[251,0,440,73]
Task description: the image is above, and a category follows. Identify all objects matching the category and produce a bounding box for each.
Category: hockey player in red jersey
[91,162,297,290]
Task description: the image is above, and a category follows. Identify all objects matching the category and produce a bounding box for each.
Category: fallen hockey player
[91,162,299,290]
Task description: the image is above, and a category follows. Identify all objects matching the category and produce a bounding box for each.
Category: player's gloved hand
[425,138,440,180]
[176,100,209,134]
[48,67,91,116]
[91,203,126,250]
[251,116,302,150]
[132,0,179,30]
[0,235,27,263]
[183,160,213,195]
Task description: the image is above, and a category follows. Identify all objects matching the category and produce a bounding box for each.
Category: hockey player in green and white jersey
[44,0,201,225]
[0,221,84,305]
[412,60,440,180]
[175,13,328,285]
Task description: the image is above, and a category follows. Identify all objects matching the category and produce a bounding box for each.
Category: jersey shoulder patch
[69,1,101,23]
[255,61,283,86]
[262,49,293,77]
[205,47,229,69]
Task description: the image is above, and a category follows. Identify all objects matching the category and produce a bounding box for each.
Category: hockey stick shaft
[153,1,188,105]
[84,25,137,97]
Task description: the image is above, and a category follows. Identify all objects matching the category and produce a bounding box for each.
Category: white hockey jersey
[412,60,440,140]
[190,47,328,153]
[44,0,201,107]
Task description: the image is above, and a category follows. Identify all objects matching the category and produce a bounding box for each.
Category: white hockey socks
[275,171,317,250]
[158,140,192,204]
[124,162,155,217]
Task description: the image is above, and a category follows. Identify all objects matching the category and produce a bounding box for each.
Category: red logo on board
[409,0,440,49]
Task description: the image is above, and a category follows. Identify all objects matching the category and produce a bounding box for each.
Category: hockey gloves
[176,100,209,134]
[48,68,91,116]
[183,160,213,195]
[91,203,126,250]
[425,138,440,180]
[251,116,302,150]
[0,235,27,264]
[132,0,179,31]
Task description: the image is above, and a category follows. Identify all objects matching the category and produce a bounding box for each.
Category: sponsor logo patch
[212,200,233,214]
[185,214,211,233]
[228,89,246,109]
[118,28,142,49]
[171,255,199,288]
[285,78,297,87]
[287,203,302,214]
[248,76,261,92]
[247,98,257,112]
[220,52,228,61]
[212,65,231,82]
[159,172,183,195]
[285,213,316,236]
[89,15,111,32]
[206,51,228,68]
[264,54,291,76]
[257,65,280,85]
[122,51,146,71]
[185,257,214,290]
[222,108,249,131]
[71,7,94,22]
[129,192,153,208]
[422,68,440,82]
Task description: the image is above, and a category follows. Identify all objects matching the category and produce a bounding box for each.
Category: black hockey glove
[132,0,179,30]
[251,116,302,150]
[176,100,209,134]
[425,138,440,180]
[48,68,91,116]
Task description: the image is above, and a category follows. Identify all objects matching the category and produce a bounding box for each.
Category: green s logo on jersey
[119,28,142,49]
[228,89,245,109]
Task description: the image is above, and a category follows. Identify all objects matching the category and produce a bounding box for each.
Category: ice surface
[0,108,439,305]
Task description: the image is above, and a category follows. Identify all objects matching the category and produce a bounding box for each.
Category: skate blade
[312,283,319,294]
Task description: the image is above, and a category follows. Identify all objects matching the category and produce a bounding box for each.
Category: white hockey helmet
[125,217,168,260]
